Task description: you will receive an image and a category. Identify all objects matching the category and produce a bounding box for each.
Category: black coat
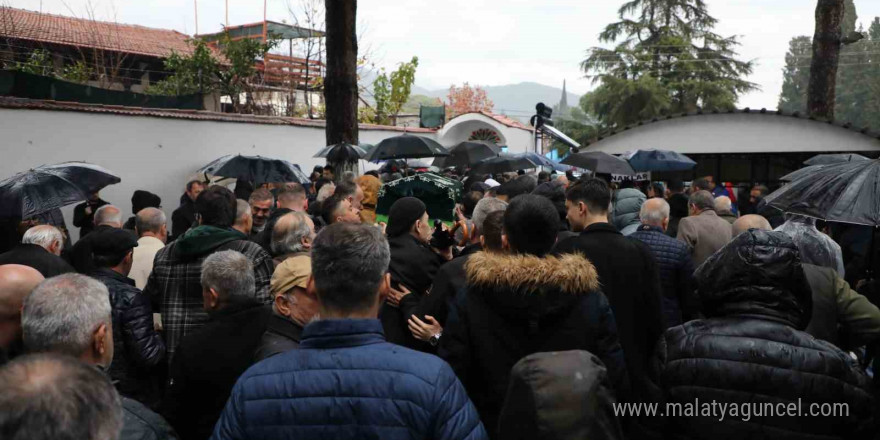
[73,198,109,238]
[162,302,271,440]
[653,230,874,440]
[170,199,197,241]
[68,224,117,274]
[380,234,445,348]
[0,243,74,278]
[439,251,627,438]
[630,225,699,328]
[253,313,304,362]
[666,193,689,238]
[121,396,178,440]
[92,268,165,406]
[553,223,664,403]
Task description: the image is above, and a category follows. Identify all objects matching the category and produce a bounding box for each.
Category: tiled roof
[585,107,880,146]
[0,7,197,59]
[0,96,437,133]
[479,111,533,131]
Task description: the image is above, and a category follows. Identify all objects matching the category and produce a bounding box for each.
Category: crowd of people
[0,162,879,440]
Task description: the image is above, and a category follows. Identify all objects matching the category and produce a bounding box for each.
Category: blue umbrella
[515,152,568,172]
[626,149,696,172]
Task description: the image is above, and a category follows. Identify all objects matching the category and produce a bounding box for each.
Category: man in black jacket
[89,228,165,408]
[0,225,74,278]
[163,250,271,440]
[255,184,309,253]
[554,178,664,407]
[72,191,109,239]
[440,195,626,438]
[254,252,313,361]
[171,180,204,241]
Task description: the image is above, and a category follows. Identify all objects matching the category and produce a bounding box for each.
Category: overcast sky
[9,0,880,111]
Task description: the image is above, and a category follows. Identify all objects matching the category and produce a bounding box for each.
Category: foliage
[444,82,494,118]
[146,35,277,113]
[401,94,442,114]
[10,49,55,76]
[778,1,880,129]
[582,0,757,129]
[59,61,93,84]
[373,56,419,124]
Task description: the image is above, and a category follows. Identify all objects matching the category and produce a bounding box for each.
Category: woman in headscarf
[357,175,381,225]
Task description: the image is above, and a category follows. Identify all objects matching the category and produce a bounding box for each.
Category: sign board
[611,172,651,182]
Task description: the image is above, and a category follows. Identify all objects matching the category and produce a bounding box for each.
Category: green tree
[10,49,54,76]
[582,0,756,129]
[372,56,419,125]
[778,36,812,113]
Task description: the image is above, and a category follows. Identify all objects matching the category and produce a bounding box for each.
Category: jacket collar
[636,224,664,234]
[465,251,599,295]
[697,209,719,217]
[92,267,135,286]
[137,236,165,248]
[268,313,304,342]
[208,300,264,320]
[459,242,483,257]
[580,222,620,235]
[300,319,386,349]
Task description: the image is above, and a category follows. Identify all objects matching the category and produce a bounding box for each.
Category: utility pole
[193,0,199,35]
[807,0,845,120]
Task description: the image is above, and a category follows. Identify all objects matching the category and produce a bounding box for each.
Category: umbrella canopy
[376,172,463,222]
[626,149,696,172]
[364,134,449,162]
[433,141,500,169]
[803,153,870,166]
[515,152,568,172]
[780,164,825,182]
[313,143,369,164]
[0,162,121,219]
[763,159,880,225]
[471,154,540,175]
[561,151,636,175]
[199,155,309,184]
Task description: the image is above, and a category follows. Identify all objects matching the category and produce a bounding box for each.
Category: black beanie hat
[132,190,161,214]
[386,197,427,238]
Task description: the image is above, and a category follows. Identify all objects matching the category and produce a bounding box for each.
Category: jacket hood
[173,225,247,259]
[611,188,646,231]
[695,229,812,329]
[465,251,600,319]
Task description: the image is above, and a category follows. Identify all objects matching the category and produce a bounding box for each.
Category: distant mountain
[411,82,580,122]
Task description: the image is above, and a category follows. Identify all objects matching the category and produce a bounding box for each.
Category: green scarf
[174,225,247,259]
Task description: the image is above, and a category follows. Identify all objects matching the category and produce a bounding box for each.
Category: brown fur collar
[464,251,600,295]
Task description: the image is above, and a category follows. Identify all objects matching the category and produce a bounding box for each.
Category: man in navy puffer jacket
[630,198,699,328]
[211,223,487,440]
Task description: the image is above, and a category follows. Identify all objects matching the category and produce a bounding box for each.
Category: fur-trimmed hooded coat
[439,251,627,438]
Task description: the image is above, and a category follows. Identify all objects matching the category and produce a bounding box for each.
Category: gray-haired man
[163,250,272,440]
[21,273,176,440]
[630,198,699,328]
[0,225,74,278]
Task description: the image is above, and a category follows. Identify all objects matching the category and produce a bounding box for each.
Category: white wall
[0,108,435,241]
[437,113,534,154]
[584,113,880,155]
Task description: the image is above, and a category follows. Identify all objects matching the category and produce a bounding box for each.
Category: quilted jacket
[611,188,646,236]
[630,225,698,328]
[92,268,165,405]
[212,319,487,440]
[653,230,874,440]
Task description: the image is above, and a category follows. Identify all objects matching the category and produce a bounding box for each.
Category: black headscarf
[386,197,426,238]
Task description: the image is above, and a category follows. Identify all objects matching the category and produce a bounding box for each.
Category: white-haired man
[714,195,737,225]
[21,274,176,439]
[0,225,74,278]
[130,208,168,289]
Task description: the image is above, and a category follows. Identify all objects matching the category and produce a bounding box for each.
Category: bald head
[94,205,122,228]
[640,198,670,228]
[272,212,315,255]
[732,214,772,237]
[714,196,732,213]
[135,207,167,241]
[0,265,44,350]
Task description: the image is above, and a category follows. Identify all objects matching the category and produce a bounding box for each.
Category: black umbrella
[313,143,370,163]
[471,154,540,174]
[561,151,636,175]
[433,141,500,169]
[803,153,870,166]
[364,134,449,163]
[199,155,309,184]
[780,164,825,182]
[764,159,880,225]
[0,162,121,219]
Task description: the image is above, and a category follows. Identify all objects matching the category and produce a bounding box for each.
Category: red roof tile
[0,96,437,133]
[0,7,197,59]
[479,111,533,131]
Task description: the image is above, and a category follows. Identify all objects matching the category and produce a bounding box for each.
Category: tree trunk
[324,0,358,147]
[808,0,845,120]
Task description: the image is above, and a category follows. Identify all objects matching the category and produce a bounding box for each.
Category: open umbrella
[763,159,880,225]
[561,151,636,175]
[364,134,449,163]
[313,143,369,163]
[433,141,500,169]
[0,162,121,219]
[626,149,696,172]
[780,164,825,182]
[515,152,568,172]
[199,155,309,184]
[376,172,463,222]
[471,154,540,175]
[803,153,869,166]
